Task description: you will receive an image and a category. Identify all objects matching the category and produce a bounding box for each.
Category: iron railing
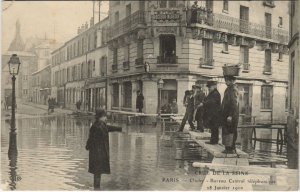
[135,57,144,66]
[189,10,289,44]
[157,55,178,64]
[123,61,130,70]
[108,10,145,40]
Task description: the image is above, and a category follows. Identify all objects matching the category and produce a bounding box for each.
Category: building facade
[106,1,289,123]
[287,0,299,169]
[31,65,52,104]
[51,18,109,111]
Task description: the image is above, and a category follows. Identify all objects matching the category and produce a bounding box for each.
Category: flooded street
[1,113,209,190]
[1,107,288,190]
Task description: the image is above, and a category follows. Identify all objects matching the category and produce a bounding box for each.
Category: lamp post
[157,78,164,117]
[8,54,21,157]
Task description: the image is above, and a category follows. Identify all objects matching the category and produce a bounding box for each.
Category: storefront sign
[152,10,181,22]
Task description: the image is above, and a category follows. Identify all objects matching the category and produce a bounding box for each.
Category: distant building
[31,65,51,104]
[51,18,109,110]
[2,20,36,103]
[287,0,299,169]
[106,1,289,123]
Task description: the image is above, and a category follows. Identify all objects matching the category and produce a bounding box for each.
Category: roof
[2,51,36,57]
[31,64,51,75]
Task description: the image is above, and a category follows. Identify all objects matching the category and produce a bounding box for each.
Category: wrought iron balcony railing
[157,55,178,64]
[135,57,144,66]
[112,64,118,73]
[123,61,130,70]
[189,10,289,44]
[200,58,214,67]
[108,10,145,40]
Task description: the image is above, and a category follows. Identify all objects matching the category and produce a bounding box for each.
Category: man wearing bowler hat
[221,76,239,154]
[203,80,221,144]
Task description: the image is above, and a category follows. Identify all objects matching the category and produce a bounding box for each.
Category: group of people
[178,76,239,155]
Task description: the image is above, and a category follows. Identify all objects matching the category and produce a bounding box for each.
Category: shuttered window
[202,39,213,64]
[264,49,272,72]
[261,86,273,109]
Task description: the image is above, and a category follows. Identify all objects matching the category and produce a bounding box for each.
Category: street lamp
[157,78,164,117]
[8,54,21,132]
[8,54,21,157]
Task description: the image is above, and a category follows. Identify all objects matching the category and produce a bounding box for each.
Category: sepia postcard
[1,0,299,191]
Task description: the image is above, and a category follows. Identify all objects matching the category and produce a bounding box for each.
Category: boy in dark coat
[86,108,110,190]
[203,80,221,144]
[221,76,239,154]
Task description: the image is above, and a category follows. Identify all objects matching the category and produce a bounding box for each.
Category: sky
[2,1,109,52]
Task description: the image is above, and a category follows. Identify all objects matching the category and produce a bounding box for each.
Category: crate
[222,64,241,76]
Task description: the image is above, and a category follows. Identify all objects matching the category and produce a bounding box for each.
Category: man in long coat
[194,85,206,132]
[203,80,221,144]
[86,109,110,190]
[221,76,239,154]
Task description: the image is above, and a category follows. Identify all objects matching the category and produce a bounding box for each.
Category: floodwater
[1,113,288,190]
[1,115,211,190]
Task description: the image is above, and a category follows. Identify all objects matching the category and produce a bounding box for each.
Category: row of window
[202,39,283,72]
[52,27,108,66]
[53,57,107,86]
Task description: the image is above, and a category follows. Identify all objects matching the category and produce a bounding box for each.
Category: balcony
[112,64,118,73]
[157,55,178,64]
[188,10,289,44]
[200,58,214,68]
[123,61,130,70]
[135,57,144,66]
[263,65,272,75]
[108,10,145,40]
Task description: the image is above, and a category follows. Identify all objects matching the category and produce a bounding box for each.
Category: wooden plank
[193,162,298,176]
[191,138,249,158]
[212,158,250,166]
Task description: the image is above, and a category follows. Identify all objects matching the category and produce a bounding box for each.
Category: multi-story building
[51,17,109,111]
[106,1,289,123]
[287,0,299,169]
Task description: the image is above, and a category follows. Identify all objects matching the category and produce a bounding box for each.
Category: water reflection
[8,132,19,190]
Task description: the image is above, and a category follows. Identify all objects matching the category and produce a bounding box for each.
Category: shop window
[158,35,177,64]
[123,82,132,108]
[112,83,119,108]
[261,85,273,109]
[264,49,272,74]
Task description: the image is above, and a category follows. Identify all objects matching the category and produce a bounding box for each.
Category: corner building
[106,1,289,123]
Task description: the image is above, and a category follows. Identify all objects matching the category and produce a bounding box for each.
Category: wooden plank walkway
[189,131,249,158]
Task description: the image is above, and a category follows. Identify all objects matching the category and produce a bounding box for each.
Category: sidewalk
[22,102,74,115]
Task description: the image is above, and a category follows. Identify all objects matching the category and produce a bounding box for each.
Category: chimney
[81,24,85,32]
[85,22,89,30]
[90,17,94,27]
[78,27,81,34]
